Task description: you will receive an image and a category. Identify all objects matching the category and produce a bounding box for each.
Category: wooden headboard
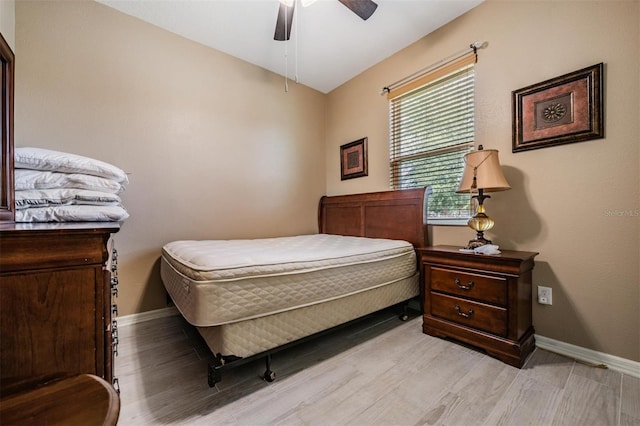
[318,188,428,248]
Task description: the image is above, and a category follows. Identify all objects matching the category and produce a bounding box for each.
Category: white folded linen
[15,204,129,223]
[15,188,121,210]
[15,169,124,194]
[15,147,128,183]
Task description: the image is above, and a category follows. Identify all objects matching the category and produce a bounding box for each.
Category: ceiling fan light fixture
[275,0,378,41]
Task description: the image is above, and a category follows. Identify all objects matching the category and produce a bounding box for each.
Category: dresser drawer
[430,267,507,306]
[430,292,507,337]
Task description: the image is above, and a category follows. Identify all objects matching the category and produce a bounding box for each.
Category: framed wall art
[340,137,368,180]
[512,63,604,153]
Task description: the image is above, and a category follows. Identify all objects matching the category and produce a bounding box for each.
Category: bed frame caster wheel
[399,313,409,321]
[263,370,276,382]
[262,354,276,382]
[207,355,224,387]
[208,365,222,387]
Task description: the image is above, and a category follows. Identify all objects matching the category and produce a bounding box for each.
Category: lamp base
[464,234,492,250]
[465,196,494,250]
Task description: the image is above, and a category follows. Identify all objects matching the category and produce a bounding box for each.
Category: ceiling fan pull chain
[294,0,299,83]
[284,1,289,92]
[284,42,289,92]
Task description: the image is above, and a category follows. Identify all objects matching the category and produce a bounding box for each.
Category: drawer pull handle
[455,304,474,318]
[455,278,475,291]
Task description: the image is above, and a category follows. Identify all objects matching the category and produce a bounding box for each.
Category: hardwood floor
[115,308,640,425]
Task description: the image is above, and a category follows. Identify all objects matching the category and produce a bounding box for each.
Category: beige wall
[326,0,640,362]
[0,0,15,50]
[15,0,327,316]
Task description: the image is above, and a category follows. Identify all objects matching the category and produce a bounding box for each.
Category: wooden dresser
[0,222,120,388]
[420,245,538,368]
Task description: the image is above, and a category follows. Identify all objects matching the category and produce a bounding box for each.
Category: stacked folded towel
[14,147,130,223]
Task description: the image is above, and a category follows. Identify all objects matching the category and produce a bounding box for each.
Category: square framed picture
[512,63,604,153]
[340,137,368,180]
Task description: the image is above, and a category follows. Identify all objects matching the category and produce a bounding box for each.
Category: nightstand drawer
[430,292,507,337]
[430,267,506,306]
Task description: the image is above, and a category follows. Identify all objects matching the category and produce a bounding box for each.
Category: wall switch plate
[538,286,552,305]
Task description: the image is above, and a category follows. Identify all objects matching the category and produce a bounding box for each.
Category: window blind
[389,54,476,222]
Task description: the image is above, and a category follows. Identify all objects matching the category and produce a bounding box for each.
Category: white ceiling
[97,0,483,93]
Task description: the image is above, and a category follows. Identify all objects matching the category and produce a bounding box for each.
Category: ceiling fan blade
[274,1,295,41]
[338,0,378,20]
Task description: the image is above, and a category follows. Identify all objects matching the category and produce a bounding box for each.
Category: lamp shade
[457,148,511,193]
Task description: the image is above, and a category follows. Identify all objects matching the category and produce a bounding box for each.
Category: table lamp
[456,145,511,249]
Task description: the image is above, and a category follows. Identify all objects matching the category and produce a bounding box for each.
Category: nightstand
[419,245,538,368]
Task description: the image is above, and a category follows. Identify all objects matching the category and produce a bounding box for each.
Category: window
[388,55,475,224]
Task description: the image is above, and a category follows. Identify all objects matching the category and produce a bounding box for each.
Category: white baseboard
[116,312,639,378]
[117,306,180,327]
[535,334,640,378]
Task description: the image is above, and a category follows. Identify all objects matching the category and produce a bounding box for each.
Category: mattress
[161,234,417,327]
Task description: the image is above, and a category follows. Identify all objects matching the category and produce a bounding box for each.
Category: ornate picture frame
[512,63,604,153]
[340,137,368,180]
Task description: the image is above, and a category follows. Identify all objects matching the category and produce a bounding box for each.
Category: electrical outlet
[538,286,552,305]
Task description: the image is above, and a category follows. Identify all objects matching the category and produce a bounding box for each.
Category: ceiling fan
[274,0,378,41]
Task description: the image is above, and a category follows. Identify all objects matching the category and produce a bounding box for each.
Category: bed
[160,188,428,386]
